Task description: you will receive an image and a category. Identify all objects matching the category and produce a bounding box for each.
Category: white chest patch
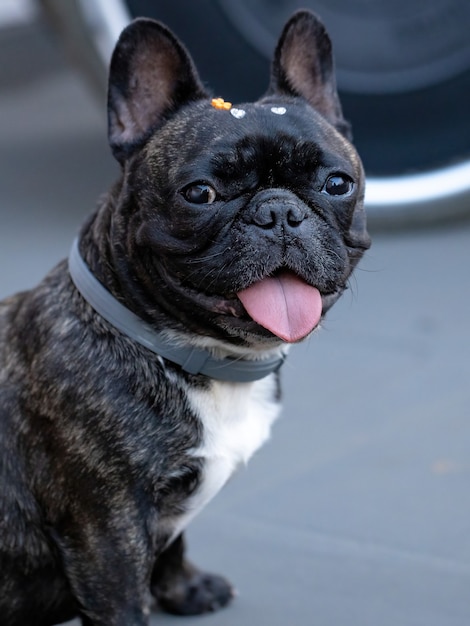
[167,375,281,543]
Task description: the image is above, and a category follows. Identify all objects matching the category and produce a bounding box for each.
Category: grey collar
[68,239,285,382]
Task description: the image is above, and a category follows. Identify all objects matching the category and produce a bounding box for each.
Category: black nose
[244,189,311,234]
[251,201,308,230]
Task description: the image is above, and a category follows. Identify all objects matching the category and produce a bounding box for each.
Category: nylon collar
[68,239,285,382]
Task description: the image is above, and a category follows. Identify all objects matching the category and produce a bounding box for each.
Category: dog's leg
[54,518,154,626]
[150,533,234,615]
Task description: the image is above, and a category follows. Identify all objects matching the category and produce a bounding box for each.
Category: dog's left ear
[108,18,208,163]
[268,10,350,139]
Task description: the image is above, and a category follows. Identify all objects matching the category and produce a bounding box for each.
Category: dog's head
[105,10,370,350]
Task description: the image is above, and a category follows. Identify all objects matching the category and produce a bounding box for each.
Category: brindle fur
[0,11,369,625]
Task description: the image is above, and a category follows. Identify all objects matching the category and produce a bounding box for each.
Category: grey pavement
[1,16,470,626]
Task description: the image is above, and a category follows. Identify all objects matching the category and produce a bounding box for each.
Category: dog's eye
[323,174,354,196]
[183,184,217,205]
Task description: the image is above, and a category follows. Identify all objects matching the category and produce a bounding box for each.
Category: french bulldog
[0,10,370,626]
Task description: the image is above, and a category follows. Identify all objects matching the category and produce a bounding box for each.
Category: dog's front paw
[154,568,235,616]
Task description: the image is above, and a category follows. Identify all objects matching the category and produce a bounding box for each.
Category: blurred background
[1,1,469,625]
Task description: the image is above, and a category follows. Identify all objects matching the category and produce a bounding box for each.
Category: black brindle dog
[0,10,370,625]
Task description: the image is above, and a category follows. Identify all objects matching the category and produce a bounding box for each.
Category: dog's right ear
[108,18,208,164]
[268,11,351,139]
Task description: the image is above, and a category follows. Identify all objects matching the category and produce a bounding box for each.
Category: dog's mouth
[161,265,334,344]
[236,272,322,343]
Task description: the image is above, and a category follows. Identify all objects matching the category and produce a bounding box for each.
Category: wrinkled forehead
[149,99,360,175]
[197,99,344,144]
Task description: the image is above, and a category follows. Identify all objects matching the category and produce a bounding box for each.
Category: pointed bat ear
[268,10,351,139]
[107,18,208,164]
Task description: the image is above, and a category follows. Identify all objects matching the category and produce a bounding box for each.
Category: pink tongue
[237,273,322,343]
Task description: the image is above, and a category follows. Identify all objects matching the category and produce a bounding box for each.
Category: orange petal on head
[211,98,232,110]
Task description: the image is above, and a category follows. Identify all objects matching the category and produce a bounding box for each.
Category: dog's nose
[250,201,308,231]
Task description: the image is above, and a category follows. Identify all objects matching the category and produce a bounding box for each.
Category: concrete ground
[1,13,469,626]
